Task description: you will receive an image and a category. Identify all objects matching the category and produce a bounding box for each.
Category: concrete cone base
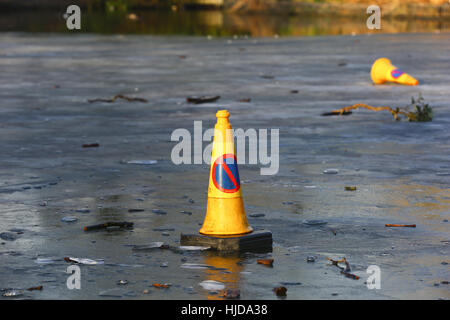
[180,230,272,252]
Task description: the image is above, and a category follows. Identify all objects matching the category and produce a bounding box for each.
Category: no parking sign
[211,154,241,195]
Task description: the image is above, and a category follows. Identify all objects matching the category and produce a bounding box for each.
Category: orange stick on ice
[385,224,416,228]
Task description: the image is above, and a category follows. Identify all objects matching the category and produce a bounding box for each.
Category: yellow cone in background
[199,110,253,236]
[370,58,419,86]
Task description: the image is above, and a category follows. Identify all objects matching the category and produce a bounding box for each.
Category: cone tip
[403,74,419,86]
[216,110,230,118]
[375,57,390,63]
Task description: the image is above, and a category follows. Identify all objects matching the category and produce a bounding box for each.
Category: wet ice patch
[61,216,78,223]
[114,264,144,268]
[181,263,213,269]
[153,227,175,232]
[178,246,210,251]
[280,282,302,286]
[98,288,122,298]
[2,289,24,297]
[125,160,158,165]
[249,213,265,218]
[132,242,167,251]
[65,257,104,265]
[198,280,225,291]
[0,232,18,241]
[302,219,328,226]
[152,209,167,215]
[75,209,90,213]
[35,258,55,264]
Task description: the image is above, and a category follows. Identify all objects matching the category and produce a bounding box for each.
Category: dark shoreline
[1,1,450,18]
[1,10,449,36]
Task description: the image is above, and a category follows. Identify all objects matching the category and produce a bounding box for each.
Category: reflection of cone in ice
[370,58,419,86]
[199,110,252,236]
[202,254,242,300]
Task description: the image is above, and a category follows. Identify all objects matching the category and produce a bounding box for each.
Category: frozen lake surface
[0,33,449,299]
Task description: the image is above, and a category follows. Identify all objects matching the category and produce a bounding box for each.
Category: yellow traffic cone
[199,110,253,236]
[370,58,419,86]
